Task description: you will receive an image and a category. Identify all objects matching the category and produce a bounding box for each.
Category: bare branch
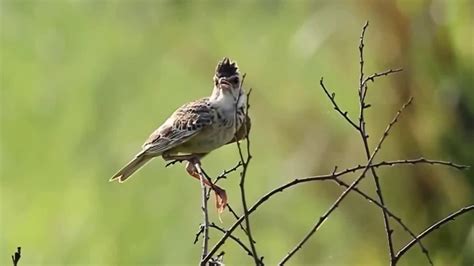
[394,205,474,263]
[279,97,413,264]
[320,78,360,131]
[358,21,369,99]
[375,158,468,170]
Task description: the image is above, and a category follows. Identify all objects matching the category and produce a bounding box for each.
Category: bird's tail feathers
[110,153,152,183]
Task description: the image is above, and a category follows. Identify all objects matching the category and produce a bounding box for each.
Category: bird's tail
[110,153,152,183]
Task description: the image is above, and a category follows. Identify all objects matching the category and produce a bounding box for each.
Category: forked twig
[198,24,470,265]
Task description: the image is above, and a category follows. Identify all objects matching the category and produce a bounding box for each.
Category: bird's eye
[229,76,239,84]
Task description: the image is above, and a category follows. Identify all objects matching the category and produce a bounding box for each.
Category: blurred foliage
[1,0,473,265]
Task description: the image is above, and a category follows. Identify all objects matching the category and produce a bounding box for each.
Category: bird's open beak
[218,79,231,92]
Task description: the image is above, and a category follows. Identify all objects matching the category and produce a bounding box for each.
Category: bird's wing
[142,98,213,155]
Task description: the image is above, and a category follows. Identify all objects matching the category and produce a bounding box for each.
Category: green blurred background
[1,0,473,265]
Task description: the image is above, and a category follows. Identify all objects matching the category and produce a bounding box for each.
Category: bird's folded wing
[142,98,213,155]
[226,113,251,145]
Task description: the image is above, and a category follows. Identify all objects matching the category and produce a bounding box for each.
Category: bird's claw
[165,160,184,167]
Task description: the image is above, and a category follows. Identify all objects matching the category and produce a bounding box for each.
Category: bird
[110,57,250,213]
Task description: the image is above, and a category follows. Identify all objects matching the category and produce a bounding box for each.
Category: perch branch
[194,162,210,265]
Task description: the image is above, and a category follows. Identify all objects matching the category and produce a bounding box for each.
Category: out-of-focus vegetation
[1,0,473,265]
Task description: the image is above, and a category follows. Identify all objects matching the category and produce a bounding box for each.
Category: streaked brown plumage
[110,58,249,212]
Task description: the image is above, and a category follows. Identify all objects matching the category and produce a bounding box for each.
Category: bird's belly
[172,126,236,154]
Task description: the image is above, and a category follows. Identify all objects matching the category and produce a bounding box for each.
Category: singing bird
[110,58,250,212]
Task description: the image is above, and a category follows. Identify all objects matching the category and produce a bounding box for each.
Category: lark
[110,58,250,212]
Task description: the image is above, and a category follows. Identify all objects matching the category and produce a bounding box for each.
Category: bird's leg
[186,158,227,214]
[162,153,227,213]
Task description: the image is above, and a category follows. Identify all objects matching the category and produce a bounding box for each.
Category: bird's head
[212,57,242,100]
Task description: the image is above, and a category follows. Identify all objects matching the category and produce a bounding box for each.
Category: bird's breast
[172,108,244,154]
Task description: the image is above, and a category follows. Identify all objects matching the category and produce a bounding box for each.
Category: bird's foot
[186,160,227,214]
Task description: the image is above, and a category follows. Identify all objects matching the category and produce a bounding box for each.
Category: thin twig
[11,247,21,266]
[209,223,263,263]
[394,205,474,263]
[358,21,369,101]
[279,98,413,264]
[375,158,468,170]
[194,224,205,244]
[194,162,210,265]
[215,161,243,183]
[320,78,360,131]
[363,68,403,85]
[356,21,398,265]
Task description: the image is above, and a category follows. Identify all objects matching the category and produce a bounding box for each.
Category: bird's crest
[215,57,239,78]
